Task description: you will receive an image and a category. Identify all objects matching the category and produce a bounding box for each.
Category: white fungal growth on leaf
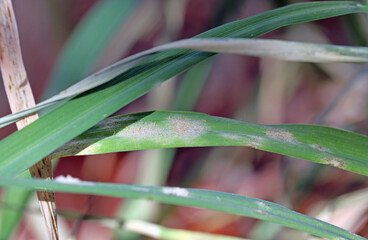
[220,133,243,141]
[323,157,345,168]
[117,122,159,138]
[265,128,297,143]
[112,115,208,144]
[166,116,208,141]
[131,186,150,193]
[54,175,94,185]
[310,144,331,153]
[55,114,210,157]
[255,209,270,217]
[256,201,271,210]
[245,136,264,149]
[162,187,190,197]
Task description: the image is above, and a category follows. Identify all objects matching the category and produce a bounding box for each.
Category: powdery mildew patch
[54,175,94,186]
[265,128,297,143]
[131,186,150,193]
[219,133,243,141]
[110,115,209,145]
[56,115,209,156]
[255,209,270,217]
[322,157,345,168]
[162,187,190,197]
[310,144,331,153]
[109,120,172,146]
[245,136,264,149]
[256,201,271,211]
[166,115,208,141]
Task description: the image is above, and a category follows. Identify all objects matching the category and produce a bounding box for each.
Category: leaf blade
[3,37,368,128]
[0,177,365,240]
[50,111,368,176]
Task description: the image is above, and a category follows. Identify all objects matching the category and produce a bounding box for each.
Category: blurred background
[1,0,368,239]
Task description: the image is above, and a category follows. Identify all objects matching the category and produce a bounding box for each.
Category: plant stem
[0,0,58,239]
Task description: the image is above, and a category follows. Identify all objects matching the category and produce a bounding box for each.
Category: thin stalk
[0,1,58,239]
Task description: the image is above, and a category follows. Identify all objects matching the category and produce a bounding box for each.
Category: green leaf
[0,1,365,177]
[173,60,212,111]
[0,172,32,240]
[49,111,368,176]
[0,177,365,240]
[3,37,368,128]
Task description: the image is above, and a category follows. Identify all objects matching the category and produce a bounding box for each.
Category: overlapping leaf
[0,1,366,178]
[2,38,368,128]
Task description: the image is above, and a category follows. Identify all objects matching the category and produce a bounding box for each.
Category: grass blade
[0,176,365,240]
[49,111,368,176]
[0,172,32,240]
[2,37,368,128]
[173,60,213,111]
[0,1,365,176]
[158,38,368,62]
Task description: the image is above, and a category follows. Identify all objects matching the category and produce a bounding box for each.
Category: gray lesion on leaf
[322,156,345,169]
[165,115,208,141]
[254,209,270,217]
[245,136,264,149]
[52,114,210,157]
[265,128,297,143]
[116,121,161,139]
[310,143,331,153]
[219,133,243,141]
[256,201,271,210]
[162,187,190,197]
[116,115,208,143]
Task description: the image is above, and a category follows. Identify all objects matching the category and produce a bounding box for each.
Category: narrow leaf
[2,37,368,128]
[50,111,368,176]
[0,177,365,240]
[159,38,368,62]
